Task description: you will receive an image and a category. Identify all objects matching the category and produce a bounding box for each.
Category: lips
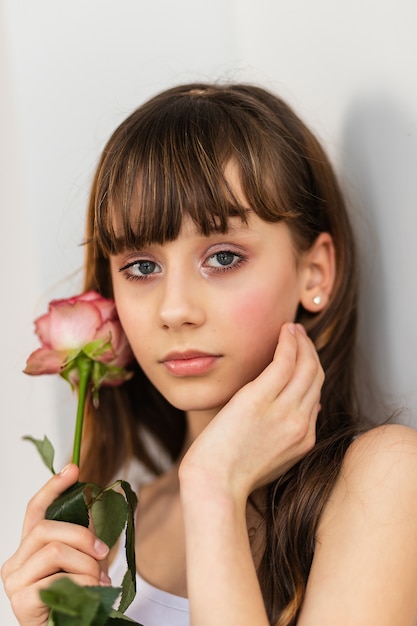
[160,350,221,376]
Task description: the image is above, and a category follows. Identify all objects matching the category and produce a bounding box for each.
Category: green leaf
[91,489,128,549]
[40,578,121,626]
[106,609,143,624]
[117,481,138,613]
[118,570,136,616]
[23,435,56,474]
[120,481,138,573]
[46,482,89,527]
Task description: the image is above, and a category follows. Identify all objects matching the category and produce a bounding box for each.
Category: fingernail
[287,323,296,335]
[94,539,109,557]
[100,571,112,586]
[296,324,307,335]
[60,464,71,476]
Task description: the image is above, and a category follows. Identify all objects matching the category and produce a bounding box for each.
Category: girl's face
[110,208,308,420]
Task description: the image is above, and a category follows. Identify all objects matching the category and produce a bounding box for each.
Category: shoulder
[320,423,417,526]
[349,421,417,457]
[340,423,417,494]
[300,425,417,623]
[324,424,417,504]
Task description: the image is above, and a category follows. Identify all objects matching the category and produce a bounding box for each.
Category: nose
[158,269,206,330]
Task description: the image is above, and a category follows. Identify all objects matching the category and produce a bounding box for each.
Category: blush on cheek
[224,291,283,379]
[231,289,284,331]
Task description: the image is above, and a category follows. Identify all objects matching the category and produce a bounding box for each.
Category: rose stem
[72,355,93,467]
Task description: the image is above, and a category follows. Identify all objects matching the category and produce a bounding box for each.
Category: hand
[179,323,324,504]
[1,464,111,626]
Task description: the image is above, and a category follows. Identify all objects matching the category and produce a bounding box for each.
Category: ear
[299,232,336,312]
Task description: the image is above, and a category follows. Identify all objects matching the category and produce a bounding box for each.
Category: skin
[110,214,313,418]
[3,170,417,625]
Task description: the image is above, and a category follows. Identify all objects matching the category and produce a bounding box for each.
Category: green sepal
[82,338,113,361]
[46,482,89,527]
[59,362,78,390]
[23,435,56,474]
[90,489,128,549]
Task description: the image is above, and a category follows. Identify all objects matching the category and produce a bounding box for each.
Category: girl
[2,83,417,626]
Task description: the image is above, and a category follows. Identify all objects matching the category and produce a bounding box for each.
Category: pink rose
[24,291,134,386]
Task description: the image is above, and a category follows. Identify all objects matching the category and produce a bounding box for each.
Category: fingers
[242,323,299,405]
[1,516,111,626]
[274,325,322,462]
[248,322,322,406]
[5,566,110,626]
[248,322,323,456]
[22,463,80,538]
[277,323,323,427]
[11,519,109,572]
[2,517,110,588]
[1,463,112,625]
[283,324,323,399]
[10,531,106,584]
[8,568,108,626]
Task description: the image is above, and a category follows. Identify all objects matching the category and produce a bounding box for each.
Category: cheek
[114,300,152,355]
[227,285,297,332]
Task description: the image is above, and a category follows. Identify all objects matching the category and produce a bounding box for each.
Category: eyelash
[119,250,247,282]
[119,260,160,282]
[205,250,246,270]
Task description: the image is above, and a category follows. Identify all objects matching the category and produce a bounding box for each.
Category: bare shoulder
[339,423,417,495]
[319,423,417,527]
[348,421,417,458]
[299,424,417,624]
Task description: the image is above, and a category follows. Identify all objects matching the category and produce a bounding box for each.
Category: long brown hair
[81,83,366,625]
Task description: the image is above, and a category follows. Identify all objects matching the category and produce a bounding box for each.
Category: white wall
[1,1,416,622]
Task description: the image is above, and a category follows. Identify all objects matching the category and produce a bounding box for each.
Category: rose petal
[24,348,68,375]
[47,300,103,350]
[94,301,117,323]
[34,313,53,348]
[111,332,134,368]
[94,320,134,366]
[24,291,133,388]
[78,292,117,322]
[93,321,119,363]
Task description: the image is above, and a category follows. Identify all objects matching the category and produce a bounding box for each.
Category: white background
[1,1,416,623]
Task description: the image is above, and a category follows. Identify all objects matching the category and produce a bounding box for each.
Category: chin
[168,397,226,413]
[161,387,232,414]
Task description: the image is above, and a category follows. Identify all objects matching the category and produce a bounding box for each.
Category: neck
[184,408,218,447]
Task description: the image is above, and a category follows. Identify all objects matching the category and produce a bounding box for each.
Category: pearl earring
[313,295,321,305]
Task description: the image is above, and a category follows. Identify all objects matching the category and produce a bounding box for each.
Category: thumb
[22,463,80,538]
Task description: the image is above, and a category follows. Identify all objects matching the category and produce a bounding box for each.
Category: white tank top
[109,536,190,626]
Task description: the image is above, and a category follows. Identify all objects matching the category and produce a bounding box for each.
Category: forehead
[99,156,254,254]
[115,212,297,256]
[175,212,250,240]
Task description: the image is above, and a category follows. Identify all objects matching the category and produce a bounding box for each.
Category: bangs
[91,85,303,256]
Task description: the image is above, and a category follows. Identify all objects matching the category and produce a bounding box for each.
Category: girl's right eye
[119,259,162,281]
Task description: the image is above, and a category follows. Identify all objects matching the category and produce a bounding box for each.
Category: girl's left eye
[119,259,162,280]
[204,251,245,271]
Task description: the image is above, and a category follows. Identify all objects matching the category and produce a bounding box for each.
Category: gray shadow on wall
[340,94,417,425]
